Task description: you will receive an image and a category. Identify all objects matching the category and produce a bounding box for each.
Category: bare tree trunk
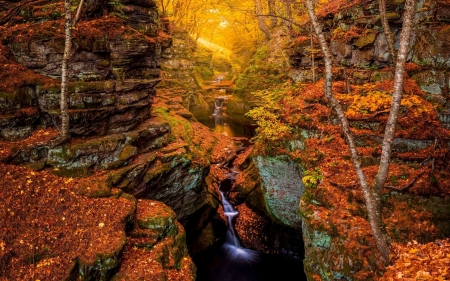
[58,0,84,144]
[310,25,315,82]
[284,0,292,32]
[372,0,417,221]
[379,0,397,65]
[344,67,351,94]
[60,0,72,142]
[254,0,271,40]
[305,0,390,262]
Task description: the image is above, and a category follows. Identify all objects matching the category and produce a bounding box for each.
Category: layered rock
[157,29,212,121]
[289,0,450,128]
[0,0,234,278]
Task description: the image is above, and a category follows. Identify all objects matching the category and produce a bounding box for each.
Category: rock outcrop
[289,0,450,129]
[285,0,450,276]
[0,0,236,278]
[219,148,305,258]
[0,164,196,280]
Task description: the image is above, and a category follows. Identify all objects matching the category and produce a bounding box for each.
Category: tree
[58,0,84,143]
[304,0,417,263]
[378,0,397,65]
[254,0,271,39]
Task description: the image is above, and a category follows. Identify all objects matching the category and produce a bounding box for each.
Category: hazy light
[197,37,231,57]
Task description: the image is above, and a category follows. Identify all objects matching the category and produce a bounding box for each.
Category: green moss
[354,32,376,49]
[118,145,137,161]
[47,144,74,164]
[23,161,46,171]
[144,162,171,183]
[0,91,15,101]
[52,165,91,178]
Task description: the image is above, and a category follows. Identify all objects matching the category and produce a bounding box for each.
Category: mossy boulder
[354,32,377,49]
[253,155,304,229]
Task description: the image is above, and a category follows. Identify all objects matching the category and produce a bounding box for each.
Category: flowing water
[194,173,306,281]
[200,96,255,138]
[193,100,306,281]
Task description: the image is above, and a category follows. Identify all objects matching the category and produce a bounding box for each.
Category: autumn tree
[58,0,84,143]
[305,0,418,262]
[254,0,271,39]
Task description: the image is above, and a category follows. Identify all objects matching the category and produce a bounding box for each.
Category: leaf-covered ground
[0,163,135,280]
[380,239,450,280]
[248,77,450,279]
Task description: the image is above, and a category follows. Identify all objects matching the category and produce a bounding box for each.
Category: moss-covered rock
[253,155,304,229]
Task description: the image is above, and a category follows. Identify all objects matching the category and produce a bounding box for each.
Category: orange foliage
[317,0,363,18]
[332,26,365,42]
[0,128,59,160]
[380,239,450,280]
[0,42,55,93]
[0,164,136,280]
[405,62,423,72]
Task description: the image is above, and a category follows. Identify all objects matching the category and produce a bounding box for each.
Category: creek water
[193,97,306,281]
[194,176,306,281]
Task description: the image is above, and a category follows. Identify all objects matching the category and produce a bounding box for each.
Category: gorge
[1,0,450,280]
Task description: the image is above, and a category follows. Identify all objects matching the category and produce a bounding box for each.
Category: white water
[219,185,260,262]
[213,98,225,117]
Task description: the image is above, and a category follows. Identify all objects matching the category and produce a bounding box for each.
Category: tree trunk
[378,0,397,65]
[254,0,271,40]
[310,25,315,82]
[305,0,390,262]
[284,0,292,32]
[60,0,72,142]
[372,0,417,220]
[268,0,277,28]
[58,0,84,144]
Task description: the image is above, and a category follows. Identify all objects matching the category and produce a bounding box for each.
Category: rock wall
[157,28,212,121]
[0,0,236,278]
[289,0,450,128]
[286,1,450,279]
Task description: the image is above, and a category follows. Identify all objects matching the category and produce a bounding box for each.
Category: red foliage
[0,42,55,93]
[317,0,365,18]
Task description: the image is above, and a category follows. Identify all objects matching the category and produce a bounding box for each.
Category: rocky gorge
[0,0,450,280]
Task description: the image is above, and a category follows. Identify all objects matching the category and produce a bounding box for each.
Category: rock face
[284,0,450,277]
[0,0,233,278]
[253,155,304,229]
[112,199,196,281]
[0,0,171,141]
[157,29,212,121]
[289,0,450,129]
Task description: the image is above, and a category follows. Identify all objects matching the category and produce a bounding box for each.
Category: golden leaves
[381,239,450,280]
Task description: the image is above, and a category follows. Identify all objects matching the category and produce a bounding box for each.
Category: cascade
[194,157,306,281]
[212,97,226,117]
[218,175,260,261]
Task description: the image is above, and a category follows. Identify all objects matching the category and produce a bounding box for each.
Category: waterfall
[218,176,259,261]
[220,190,241,247]
[212,98,225,117]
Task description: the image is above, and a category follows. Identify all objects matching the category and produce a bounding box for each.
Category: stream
[194,94,307,281]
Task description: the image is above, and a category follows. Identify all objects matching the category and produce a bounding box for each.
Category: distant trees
[304,0,418,262]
